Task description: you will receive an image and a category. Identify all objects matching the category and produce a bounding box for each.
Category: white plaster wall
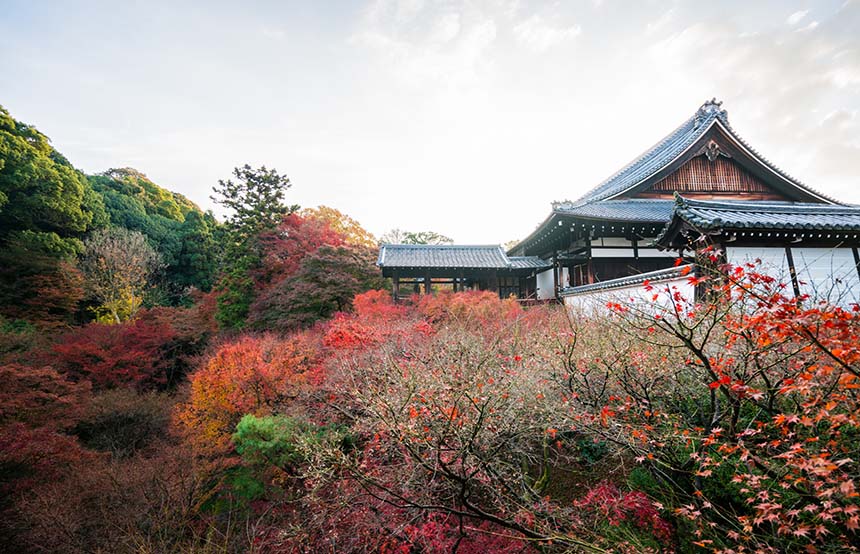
[725,247,790,280]
[536,268,555,300]
[792,247,860,304]
[724,246,860,305]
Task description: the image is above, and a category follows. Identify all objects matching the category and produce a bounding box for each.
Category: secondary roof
[656,195,860,248]
[377,244,550,271]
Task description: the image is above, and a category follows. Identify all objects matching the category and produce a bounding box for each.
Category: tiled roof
[671,196,860,231]
[553,199,674,222]
[511,99,840,255]
[562,265,694,296]
[567,99,835,207]
[570,100,730,206]
[377,245,552,271]
[509,256,553,270]
[378,244,510,268]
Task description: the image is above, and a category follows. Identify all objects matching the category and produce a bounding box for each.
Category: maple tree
[580,251,860,552]
[51,317,179,389]
[301,205,377,248]
[249,243,385,331]
[177,334,321,453]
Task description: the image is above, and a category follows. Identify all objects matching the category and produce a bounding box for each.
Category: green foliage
[573,436,609,466]
[233,414,309,471]
[626,467,661,497]
[0,105,106,255]
[233,414,353,475]
[211,164,298,244]
[0,105,108,325]
[88,169,221,301]
[214,253,256,330]
[379,228,453,245]
[174,211,220,292]
[211,165,298,329]
[95,168,198,222]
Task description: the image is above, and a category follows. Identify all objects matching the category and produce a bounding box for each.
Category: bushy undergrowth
[4,259,860,553]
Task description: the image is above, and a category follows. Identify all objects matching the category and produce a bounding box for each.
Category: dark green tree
[211,165,298,329]
[211,164,299,243]
[0,105,107,256]
[174,211,220,293]
[87,169,221,302]
[0,105,106,325]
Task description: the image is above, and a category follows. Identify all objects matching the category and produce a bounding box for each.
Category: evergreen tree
[173,211,220,293]
[211,165,298,329]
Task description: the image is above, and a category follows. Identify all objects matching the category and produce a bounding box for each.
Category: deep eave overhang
[655,195,860,249]
[508,207,670,257]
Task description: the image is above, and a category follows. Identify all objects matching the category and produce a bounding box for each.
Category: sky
[1,0,859,244]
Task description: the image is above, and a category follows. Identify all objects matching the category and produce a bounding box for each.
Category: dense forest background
[3,105,860,554]
[0,105,409,551]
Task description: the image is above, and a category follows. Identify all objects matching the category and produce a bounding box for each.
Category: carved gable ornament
[696,139,731,162]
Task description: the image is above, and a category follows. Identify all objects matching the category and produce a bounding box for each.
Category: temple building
[377,244,550,301]
[379,99,860,304]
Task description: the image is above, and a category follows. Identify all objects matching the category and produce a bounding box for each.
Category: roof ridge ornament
[694,98,728,128]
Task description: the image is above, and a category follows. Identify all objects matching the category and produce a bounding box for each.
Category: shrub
[51,318,179,390]
[416,289,522,328]
[73,389,173,458]
[177,334,320,453]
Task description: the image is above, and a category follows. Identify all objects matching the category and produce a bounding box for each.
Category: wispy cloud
[2,0,857,243]
[513,14,581,52]
[787,10,808,25]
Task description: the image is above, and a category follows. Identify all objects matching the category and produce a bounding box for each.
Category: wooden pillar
[452,275,458,293]
[489,270,499,297]
[424,272,432,294]
[392,272,400,303]
[785,246,802,299]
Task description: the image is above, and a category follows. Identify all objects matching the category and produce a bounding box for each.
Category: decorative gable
[635,154,790,200]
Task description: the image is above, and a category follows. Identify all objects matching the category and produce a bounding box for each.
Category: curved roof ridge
[570,99,727,207]
[710,118,840,205]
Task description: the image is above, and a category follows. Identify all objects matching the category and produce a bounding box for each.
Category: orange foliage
[417,290,521,327]
[352,289,406,320]
[177,334,320,453]
[323,313,379,349]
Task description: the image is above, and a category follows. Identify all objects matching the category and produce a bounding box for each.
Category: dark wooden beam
[424,272,431,294]
[489,270,498,294]
[785,246,802,298]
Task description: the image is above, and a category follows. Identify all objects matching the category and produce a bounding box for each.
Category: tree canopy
[0,105,107,257]
[88,169,220,298]
[379,228,453,245]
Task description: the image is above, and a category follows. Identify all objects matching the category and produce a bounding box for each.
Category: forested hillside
[2,105,860,554]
